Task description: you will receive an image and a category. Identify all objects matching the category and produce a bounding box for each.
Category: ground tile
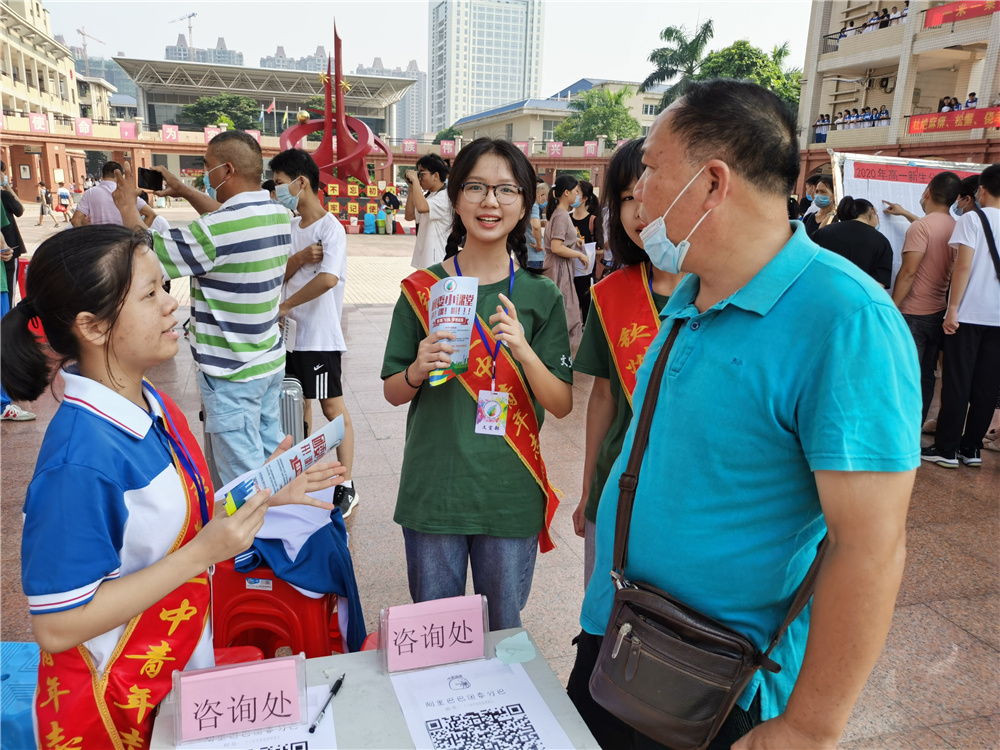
[868,604,1000,726]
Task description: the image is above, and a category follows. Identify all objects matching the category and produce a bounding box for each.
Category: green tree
[552,87,641,144]
[180,94,262,130]
[433,126,463,144]
[695,40,801,114]
[639,20,715,110]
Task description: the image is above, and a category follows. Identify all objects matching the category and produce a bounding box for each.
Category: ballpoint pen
[308,673,345,734]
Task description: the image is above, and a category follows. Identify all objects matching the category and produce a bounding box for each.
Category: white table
[151,628,599,748]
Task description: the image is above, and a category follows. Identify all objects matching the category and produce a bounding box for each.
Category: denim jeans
[401,528,537,631]
[0,291,9,410]
[197,368,284,485]
[903,310,944,423]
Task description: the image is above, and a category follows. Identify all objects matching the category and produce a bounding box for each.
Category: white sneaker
[2,404,36,421]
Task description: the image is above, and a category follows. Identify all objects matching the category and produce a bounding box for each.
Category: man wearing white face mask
[570,80,921,750]
[114,131,292,484]
[269,149,358,516]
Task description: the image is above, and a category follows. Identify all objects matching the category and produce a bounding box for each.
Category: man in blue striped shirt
[116,131,291,484]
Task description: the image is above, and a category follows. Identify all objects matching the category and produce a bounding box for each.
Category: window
[642,104,658,116]
[542,119,557,141]
[642,126,651,136]
[505,123,513,140]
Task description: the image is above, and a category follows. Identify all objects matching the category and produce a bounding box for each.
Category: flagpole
[273,104,277,136]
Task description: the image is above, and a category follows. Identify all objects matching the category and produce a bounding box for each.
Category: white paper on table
[574,242,597,276]
[174,683,336,749]
[391,659,574,749]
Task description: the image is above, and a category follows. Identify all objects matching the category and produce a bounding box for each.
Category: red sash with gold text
[34,390,213,750]
[401,269,560,553]
[590,263,662,408]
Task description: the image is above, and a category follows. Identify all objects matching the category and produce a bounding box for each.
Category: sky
[46,0,813,98]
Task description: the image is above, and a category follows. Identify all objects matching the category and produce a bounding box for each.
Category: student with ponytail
[1,226,341,749]
[812,195,894,288]
[382,138,573,631]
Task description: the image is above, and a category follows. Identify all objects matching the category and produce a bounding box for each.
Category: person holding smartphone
[72,162,154,228]
[404,155,452,269]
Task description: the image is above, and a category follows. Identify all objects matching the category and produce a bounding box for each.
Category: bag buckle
[618,473,638,492]
[610,570,632,591]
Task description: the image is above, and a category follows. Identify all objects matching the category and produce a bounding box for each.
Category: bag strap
[762,535,828,663]
[611,316,829,665]
[613,319,683,574]
[971,207,1000,284]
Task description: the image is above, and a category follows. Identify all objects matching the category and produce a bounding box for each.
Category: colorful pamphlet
[428,276,478,386]
[224,415,344,515]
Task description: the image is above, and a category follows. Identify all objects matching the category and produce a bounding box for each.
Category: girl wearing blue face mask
[802,175,836,236]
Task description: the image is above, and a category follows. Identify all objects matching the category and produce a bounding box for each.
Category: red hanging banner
[924,0,999,27]
[908,107,1000,134]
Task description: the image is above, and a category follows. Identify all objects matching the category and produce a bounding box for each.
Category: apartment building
[428,0,544,133]
[799,0,999,157]
[0,0,77,119]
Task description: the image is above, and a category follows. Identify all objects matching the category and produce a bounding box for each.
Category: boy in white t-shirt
[269,148,358,516]
[922,164,1000,469]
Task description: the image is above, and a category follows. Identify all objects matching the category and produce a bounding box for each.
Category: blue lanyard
[453,253,515,390]
[147,387,211,526]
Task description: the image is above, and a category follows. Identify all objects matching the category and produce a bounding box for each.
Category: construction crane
[76,27,105,77]
[169,12,197,61]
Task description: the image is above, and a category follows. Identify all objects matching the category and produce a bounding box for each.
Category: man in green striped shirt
[115,131,291,484]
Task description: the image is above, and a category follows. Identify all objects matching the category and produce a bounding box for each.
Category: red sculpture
[278,25,393,191]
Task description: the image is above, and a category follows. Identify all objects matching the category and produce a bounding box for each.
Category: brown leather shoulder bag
[589,318,828,750]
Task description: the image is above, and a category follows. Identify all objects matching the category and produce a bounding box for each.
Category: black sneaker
[333,484,359,518]
[921,445,958,468]
[958,447,982,467]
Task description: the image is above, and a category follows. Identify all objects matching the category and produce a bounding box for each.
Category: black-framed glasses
[460,182,523,205]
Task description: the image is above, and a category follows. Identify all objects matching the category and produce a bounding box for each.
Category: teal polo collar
[661,221,819,320]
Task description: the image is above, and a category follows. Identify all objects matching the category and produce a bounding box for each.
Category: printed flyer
[222,416,344,514]
[429,276,479,384]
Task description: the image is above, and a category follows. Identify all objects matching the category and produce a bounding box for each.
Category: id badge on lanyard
[454,253,515,437]
[475,389,509,436]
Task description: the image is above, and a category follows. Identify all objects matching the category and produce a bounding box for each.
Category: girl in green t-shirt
[381,138,574,631]
[571,138,686,590]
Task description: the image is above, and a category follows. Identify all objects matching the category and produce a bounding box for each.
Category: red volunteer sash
[35,391,213,750]
[590,264,662,408]
[401,269,559,553]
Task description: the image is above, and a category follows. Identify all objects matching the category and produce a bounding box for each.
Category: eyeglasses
[416,171,429,178]
[460,182,523,205]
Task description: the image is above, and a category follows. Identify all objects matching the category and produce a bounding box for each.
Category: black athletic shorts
[285,351,344,400]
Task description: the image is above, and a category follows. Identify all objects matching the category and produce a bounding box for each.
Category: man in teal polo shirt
[567,79,921,750]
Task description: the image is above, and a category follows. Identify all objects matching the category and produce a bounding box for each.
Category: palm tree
[567,86,633,115]
[639,20,715,111]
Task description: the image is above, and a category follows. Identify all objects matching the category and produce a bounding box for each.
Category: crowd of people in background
[938,94,979,112]
[796,167,1000,463]
[814,106,891,141]
[839,2,908,39]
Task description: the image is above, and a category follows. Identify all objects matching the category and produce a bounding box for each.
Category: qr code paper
[425,704,542,750]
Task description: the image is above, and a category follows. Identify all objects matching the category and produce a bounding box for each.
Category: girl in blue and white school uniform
[0,226,342,749]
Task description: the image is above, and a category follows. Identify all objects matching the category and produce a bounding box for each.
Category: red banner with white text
[908,107,1000,134]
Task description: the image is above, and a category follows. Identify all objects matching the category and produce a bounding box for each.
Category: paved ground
[2,207,998,748]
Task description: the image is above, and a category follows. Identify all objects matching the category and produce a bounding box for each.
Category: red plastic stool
[213,646,264,665]
[212,558,344,659]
